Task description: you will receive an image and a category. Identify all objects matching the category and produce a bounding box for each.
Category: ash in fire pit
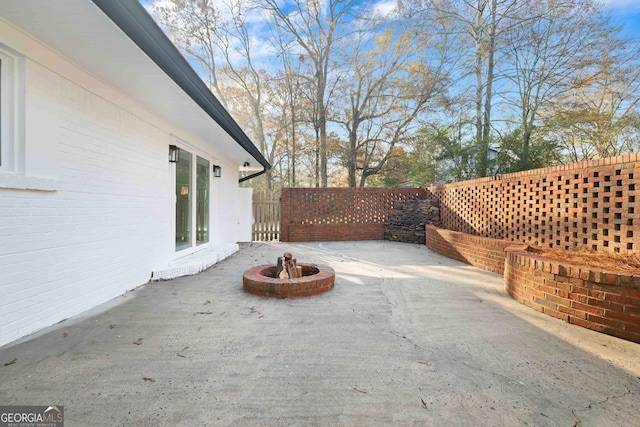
[243,252,335,298]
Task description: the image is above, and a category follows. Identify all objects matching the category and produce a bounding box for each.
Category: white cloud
[372,0,398,17]
[599,0,640,12]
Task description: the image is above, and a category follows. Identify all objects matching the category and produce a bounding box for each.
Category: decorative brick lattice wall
[280,188,428,242]
[430,154,639,254]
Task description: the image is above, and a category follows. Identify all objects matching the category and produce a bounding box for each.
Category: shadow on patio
[1,241,638,426]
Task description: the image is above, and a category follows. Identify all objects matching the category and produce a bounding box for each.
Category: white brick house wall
[0,17,250,347]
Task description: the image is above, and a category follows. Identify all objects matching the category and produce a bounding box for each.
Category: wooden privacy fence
[252,191,281,241]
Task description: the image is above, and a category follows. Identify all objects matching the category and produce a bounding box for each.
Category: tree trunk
[290,112,297,187]
[474,1,486,177]
[314,126,320,188]
[481,0,497,175]
[318,72,328,187]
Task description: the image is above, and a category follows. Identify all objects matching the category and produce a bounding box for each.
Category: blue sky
[142,0,640,40]
[141,0,640,77]
[602,0,640,38]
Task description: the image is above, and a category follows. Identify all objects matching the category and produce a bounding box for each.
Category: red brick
[622,287,640,298]
[603,273,619,285]
[559,305,587,319]
[535,283,558,295]
[602,292,628,305]
[570,317,603,332]
[543,307,569,322]
[585,313,620,328]
[573,285,605,299]
[624,305,640,317]
[623,322,640,334]
[605,310,640,325]
[568,293,589,304]
[571,301,604,316]
[616,274,632,287]
[527,288,546,299]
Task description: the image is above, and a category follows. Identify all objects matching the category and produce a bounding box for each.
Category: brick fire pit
[243,263,335,298]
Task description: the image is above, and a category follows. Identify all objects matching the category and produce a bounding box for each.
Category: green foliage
[151,0,640,188]
[410,126,475,184]
[496,127,561,173]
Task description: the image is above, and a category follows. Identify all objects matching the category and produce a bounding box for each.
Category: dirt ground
[531,246,640,274]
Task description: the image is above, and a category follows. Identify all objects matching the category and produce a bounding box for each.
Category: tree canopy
[150,0,640,189]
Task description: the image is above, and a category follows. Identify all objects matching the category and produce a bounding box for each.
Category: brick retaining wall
[504,246,640,343]
[425,225,512,274]
[427,224,640,343]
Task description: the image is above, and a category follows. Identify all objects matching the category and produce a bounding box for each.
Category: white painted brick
[1,60,165,346]
[0,21,251,347]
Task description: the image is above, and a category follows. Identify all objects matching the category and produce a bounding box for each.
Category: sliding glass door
[175,147,210,252]
[175,149,192,251]
[196,156,210,245]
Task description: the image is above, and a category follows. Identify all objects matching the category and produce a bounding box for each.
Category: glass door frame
[172,140,214,256]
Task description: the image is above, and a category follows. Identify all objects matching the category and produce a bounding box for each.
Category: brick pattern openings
[431,154,639,254]
[278,155,639,342]
[426,154,640,345]
[280,188,428,242]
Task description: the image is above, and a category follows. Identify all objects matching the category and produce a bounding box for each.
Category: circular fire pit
[243,263,335,298]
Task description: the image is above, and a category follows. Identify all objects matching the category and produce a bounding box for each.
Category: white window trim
[0,43,56,191]
[0,44,21,174]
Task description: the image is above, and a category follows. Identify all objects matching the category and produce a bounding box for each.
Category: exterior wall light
[213,165,222,177]
[169,145,179,163]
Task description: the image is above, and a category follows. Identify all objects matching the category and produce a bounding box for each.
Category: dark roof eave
[90,0,271,176]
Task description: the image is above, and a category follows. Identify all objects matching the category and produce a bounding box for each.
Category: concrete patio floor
[0,241,638,426]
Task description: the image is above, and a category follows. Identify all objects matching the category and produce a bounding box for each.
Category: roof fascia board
[90,0,270,172]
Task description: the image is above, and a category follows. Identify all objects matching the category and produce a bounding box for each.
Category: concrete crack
[572,409,582,427]
[324,300,378,327]
[588,386,632,408]
[571,386,633,427]
[375,273,538,390]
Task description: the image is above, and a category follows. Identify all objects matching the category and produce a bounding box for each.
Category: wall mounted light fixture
[169,145,179,163]
[213,165,222,177]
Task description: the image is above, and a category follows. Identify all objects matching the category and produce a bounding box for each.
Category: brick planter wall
[280,188,428,242]
[504,246,640,343]
[425,225,514,274]
[426,225,640,343]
